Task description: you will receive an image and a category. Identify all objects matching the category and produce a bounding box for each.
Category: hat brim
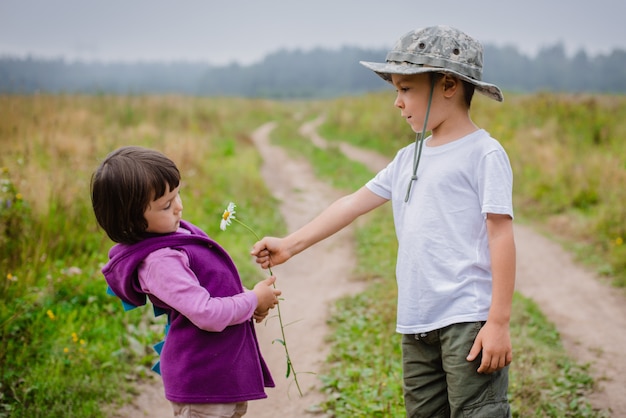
[360,60,503,102]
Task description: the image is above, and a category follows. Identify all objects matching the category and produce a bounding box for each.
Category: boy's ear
[441,75,459,97]
[442,75,456,92]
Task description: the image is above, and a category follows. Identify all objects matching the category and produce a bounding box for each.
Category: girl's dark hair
[431,72,475,108]
[90,146,180,244]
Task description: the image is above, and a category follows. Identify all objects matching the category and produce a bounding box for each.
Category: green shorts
[401,322,511,418]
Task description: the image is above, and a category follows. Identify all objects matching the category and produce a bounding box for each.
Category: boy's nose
[394,95,403,109]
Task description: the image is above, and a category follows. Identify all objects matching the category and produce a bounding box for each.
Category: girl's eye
[164,202,172,210]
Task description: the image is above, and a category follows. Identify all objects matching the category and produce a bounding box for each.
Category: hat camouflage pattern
[360,25,504,102]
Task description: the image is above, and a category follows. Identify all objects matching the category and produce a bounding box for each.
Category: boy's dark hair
[431,73,475,108]
[91,146,180,244]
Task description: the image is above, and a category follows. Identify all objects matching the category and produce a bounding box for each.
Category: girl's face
[144,184,183,234]
[391,73,438,133]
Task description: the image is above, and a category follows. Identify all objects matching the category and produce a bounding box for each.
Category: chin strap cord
[404,78,436,203]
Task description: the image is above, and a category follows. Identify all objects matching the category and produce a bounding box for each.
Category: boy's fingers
[466,339,481,362]
[250,240,264,256]
[478,354,493,373]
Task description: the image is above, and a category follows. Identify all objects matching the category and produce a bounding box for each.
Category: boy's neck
[428,115,478,147]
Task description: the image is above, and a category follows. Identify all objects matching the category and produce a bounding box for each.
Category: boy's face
[144,184,183,234]
[391,73,435,133]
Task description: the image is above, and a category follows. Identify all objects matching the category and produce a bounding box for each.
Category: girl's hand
[253,309,269,323]
[252,275,281,313]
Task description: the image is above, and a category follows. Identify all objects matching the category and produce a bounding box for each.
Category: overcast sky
[1,0,624,65]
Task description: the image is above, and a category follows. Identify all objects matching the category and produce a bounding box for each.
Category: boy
[252,25,514,417]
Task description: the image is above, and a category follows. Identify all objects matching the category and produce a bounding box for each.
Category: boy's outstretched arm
[251,186,387,269]
[467,213,516,374]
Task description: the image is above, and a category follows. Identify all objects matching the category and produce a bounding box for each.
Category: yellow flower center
[222,211,230,220]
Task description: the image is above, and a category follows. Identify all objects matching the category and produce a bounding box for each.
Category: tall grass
[0,95,287,417]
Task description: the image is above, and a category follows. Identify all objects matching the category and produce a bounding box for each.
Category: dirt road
[113,119,625,417]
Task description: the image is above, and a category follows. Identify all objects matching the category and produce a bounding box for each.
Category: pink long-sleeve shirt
[138,247,258,332]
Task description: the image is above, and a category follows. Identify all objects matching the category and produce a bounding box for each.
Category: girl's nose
[175,196,183,213]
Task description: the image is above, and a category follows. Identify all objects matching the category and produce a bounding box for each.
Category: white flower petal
[220,202,237,230]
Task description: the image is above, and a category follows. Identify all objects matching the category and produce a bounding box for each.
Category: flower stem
[233,218,303,397]
[233,218,262,242]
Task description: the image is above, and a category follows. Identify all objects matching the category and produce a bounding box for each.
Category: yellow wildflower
[46,310,56,320]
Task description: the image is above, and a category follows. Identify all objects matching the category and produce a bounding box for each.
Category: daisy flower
[220,202,236,231]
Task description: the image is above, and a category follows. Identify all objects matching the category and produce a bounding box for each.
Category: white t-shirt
[366,129,514,334]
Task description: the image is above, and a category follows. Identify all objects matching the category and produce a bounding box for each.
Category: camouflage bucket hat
[360,25,503,102]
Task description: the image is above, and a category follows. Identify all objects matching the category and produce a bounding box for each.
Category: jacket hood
[102,220,212,308]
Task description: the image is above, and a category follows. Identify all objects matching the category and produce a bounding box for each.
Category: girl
[91,146,280,418]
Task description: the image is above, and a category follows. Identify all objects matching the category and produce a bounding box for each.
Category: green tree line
[1,43,625,98]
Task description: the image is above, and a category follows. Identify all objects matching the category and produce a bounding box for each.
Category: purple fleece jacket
[102,220,274,403]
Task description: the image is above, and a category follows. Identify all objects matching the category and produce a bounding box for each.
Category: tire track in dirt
[245,122,366,417]
[514,226,626,416]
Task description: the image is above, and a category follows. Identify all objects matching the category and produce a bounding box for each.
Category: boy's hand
[466,321,512,374]
[252,275,281,314]
[251,237,291,269]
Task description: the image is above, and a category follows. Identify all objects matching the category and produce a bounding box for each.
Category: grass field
[1,92,622,417]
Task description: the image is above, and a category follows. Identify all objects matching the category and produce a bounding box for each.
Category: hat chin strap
[404,77,436,203]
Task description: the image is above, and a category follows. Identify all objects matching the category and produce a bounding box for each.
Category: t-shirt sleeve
[366,150,401,200]
[138,248,257,332]
[478,148,514,218]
